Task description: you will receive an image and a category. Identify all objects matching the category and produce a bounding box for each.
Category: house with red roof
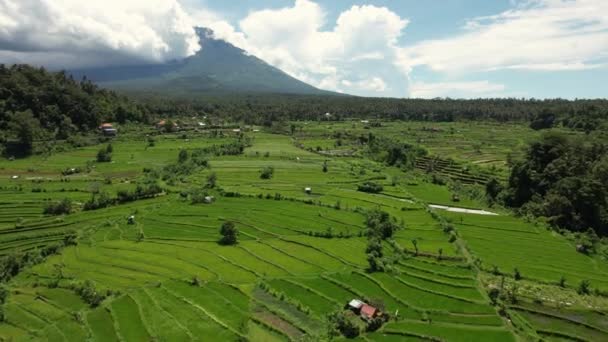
[360,304,378,321]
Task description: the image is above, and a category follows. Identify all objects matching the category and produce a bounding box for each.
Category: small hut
[347,299,364,313]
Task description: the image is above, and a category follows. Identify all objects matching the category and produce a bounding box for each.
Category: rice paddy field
[0,121,606,341]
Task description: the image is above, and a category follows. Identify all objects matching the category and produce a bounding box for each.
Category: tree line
[138,92,608,128]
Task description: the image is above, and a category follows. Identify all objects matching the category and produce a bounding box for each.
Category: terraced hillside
[0,124,606,341]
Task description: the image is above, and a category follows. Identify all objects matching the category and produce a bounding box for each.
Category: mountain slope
[69,28,336,96]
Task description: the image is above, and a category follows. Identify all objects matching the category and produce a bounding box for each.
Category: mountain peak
[69,27,336,96]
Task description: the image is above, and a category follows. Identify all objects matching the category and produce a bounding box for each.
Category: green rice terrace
[0,121,606,341]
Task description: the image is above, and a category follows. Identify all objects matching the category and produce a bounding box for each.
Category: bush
[328,311,360,338]
[74,280,106,307]
[96,144,112,162]
[219,221,238,245]
[206,172,217,188]
[260,166,274,179]
[190,188,209,204]
[578,280,591,295]
[514,268,522,280]
[83,192,113,210]
[43,198,72,215]
[178,149,189,163]
[357,182,383,193]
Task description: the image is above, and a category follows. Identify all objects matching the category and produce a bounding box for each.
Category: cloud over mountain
[0,0,200,68]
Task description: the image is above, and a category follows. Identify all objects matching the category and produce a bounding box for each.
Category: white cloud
[0,0,200,68]
[409,81,506,98]
[202,0,408,95]
[340,77,388,92]
[400,0,608,74]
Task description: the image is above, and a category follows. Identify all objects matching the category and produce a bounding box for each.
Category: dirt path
[429,204,498,216]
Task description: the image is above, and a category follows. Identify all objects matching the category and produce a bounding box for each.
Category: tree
[357,182,383,194]
[530,109,556,130]
[322,160,328,173]
[260,166,274,179]
[178,149,189,163]
[164,119,176,133]
[485,178,504,203]
[219,221,238,245]
[328,311,360,338]
[411,239,418,256]
[558,275,566,288]
[514,268,522,280]
[0,285,8,304]
[9,110,44,154]
[577,280,591,295]
[366,238,383,272]
[206,172,217,188]
[75,280,106,307]
[43,198,72,216]
[97,144,113,162]
[365,210,399,239]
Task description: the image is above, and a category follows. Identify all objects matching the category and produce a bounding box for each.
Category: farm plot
[3,124,603,341]
[444,212,608,290]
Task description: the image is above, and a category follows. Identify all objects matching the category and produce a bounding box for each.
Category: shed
[304,187,312,194]
[348,299,364,311]
[360,304,378,320]
[156,120,178,130]
[102,128,117,136]
[204,196,215,204]
[99,123,113,130]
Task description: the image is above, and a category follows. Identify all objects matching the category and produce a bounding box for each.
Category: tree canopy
[504,132,608,235]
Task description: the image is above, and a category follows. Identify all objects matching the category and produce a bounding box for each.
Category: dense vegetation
[141,92,608,127]
[0,64,148,155]
[503,132,608,236]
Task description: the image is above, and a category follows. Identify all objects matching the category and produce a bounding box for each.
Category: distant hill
[69,28,338,96]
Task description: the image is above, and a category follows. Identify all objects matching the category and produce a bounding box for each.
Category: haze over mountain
[69,28,336,96]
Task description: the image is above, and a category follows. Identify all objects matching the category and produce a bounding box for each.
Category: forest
[0,65,149,155]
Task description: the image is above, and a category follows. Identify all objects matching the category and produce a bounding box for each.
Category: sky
[0,0,607,99]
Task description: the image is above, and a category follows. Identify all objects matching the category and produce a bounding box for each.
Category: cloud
[342,77,388,92]
[202,0,408,96]
[400,0,608,74]
[0,0,200,68]
[409,81,506,98]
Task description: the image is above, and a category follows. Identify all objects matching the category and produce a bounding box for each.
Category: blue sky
[1,0,606,99]
[186,0,608,99]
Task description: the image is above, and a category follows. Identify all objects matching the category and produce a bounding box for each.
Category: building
[347,299,364,312]
[156,120,178,130]
[102,128,117,136]
[360,304,378,321]
[304,187,312,194]
[98,123,117,136]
